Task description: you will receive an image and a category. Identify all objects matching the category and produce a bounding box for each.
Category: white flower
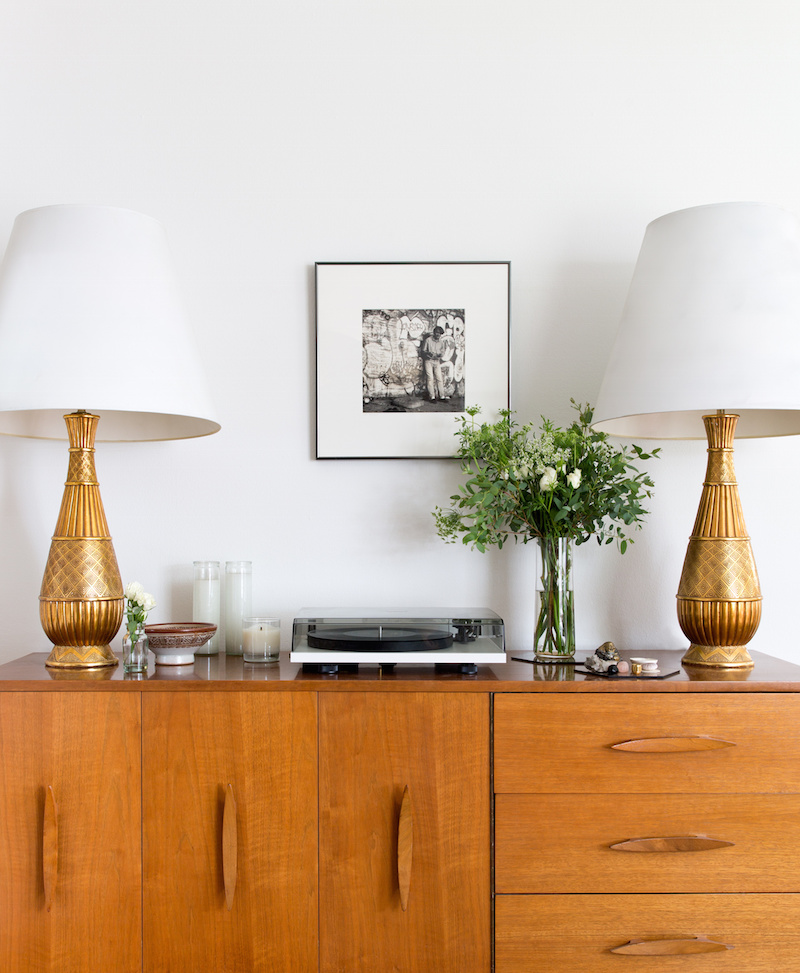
[539,467,557,491]
[125,581,144,602]
[567,469,582,489]
[124,580,156,618]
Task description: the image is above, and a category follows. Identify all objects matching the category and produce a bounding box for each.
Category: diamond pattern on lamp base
[41,538,123,600]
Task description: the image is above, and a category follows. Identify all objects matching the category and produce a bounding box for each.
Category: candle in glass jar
[193,561,220,655]
[242,617,280,663]
[225,561,252,655]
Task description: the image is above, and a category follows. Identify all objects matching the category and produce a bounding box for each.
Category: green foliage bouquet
[433,401,658,553]
[433,401,658,660]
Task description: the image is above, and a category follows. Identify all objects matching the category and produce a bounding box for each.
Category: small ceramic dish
[144,622,217,665]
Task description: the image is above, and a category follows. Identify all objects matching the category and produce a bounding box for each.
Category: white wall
[2,0,800,665]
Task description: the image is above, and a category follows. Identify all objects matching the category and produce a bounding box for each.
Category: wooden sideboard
[1,648,799,972]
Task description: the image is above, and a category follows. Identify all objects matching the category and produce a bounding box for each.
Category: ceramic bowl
[144,622,217,665]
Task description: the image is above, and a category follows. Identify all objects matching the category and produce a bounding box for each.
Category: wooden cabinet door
[0,691,142,973]
[142,692,317,973]
[319,692,491,973]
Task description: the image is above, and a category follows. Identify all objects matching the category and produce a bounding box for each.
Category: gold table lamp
[593,202,800,669]
[39,412,124,668]
[0,205,220,668]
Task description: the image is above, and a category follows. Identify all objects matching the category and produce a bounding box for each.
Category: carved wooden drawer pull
[611,937,733,955]
[611,736,736,753]
[42,785,58,912]
[397,785,413,912]
[610,835,735,853]
[222,783,238,911]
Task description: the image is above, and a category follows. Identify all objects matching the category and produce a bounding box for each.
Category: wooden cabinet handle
[610,835,735,853]
[611,937,733,955]
[611,736,735,753]
[397,785,413,912]
[222,784,238,911]
[42,785,58,912]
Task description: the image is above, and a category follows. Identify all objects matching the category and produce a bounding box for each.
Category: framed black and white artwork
[315,261,510,458]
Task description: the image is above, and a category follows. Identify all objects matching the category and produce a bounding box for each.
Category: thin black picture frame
[315,261,510,459]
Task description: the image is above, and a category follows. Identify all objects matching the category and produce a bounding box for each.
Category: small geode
[584,641,620,673]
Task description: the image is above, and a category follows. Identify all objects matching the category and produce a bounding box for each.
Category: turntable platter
[307,625,454,652]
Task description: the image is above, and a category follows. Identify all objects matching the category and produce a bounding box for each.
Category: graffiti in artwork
[362,309,465,413]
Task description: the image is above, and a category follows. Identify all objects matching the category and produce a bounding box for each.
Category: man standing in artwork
[421,326,449,402]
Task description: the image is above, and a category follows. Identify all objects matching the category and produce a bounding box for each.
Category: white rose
[567,469,582,489]
[125,581,144,602]
[141,593,156,612]
[539,467,557,491]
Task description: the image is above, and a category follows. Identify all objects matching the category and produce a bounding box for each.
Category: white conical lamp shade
[0,204,220,440]
[594,201,800,439]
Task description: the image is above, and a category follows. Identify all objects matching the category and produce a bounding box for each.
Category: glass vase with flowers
[122,581,156,673]
[433,402,658,661]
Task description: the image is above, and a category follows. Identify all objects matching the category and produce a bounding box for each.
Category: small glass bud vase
[123,625,149,674]
[534,536,576,662]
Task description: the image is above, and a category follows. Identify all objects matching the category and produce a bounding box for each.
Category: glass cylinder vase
[122,625,149,674]
[534,536,575,662]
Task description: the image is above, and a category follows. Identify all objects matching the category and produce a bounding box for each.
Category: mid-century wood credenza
[1,648,798,972]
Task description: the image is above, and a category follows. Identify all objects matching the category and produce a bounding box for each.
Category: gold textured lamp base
[682,643,754,669]
[40,413,124,669]
[677,414,760,670]
[45,642,119,669]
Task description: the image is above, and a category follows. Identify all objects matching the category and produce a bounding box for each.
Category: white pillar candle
[224,561,252,655]
[193,561,220,654]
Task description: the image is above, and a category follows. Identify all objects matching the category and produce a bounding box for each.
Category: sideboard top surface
[1,649,799,693]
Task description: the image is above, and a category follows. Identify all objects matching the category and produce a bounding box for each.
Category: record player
[291,607,505,674]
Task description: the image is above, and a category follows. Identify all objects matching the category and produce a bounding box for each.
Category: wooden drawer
[495,793,800,893]
[496,894,800,972]
[494,694,800,793]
